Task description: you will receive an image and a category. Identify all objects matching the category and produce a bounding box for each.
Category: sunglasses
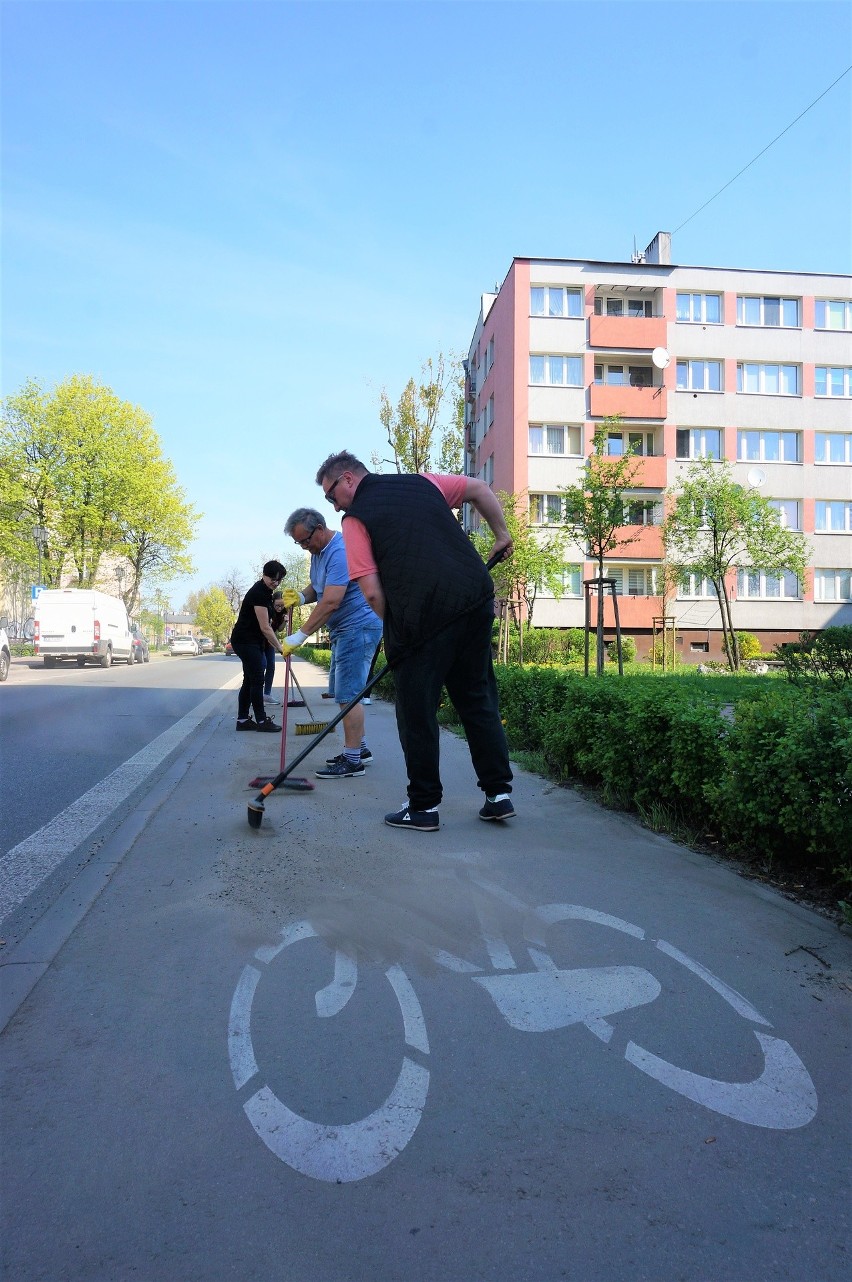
[324,474,344,504]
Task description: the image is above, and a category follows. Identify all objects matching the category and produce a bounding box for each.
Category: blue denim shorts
[330,623,383,704]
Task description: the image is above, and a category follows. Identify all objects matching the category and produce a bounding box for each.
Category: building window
[768,499,801,530]
[690,641,710,653]
[815,501,852,533]
[599,428,657,457]
[736,296,801,327]
[815,300,852,330]
[815,569,852,601]
[594,295,653,318]
[531,287,583,318]
[676,292,722,324]
[593,363,653,387]
[482,454,494,485]
[529,493,563,524]
[676,360,722,392]
[482,336,494,377]
[530,354,583,386]
[528,425,582,456]
[604,566,658,596]
[678,574,716,599]
[737,570,800,599]
[485,394,494,432]
[815,366,852,398]
[737,430,800,463]
[736,363,800,395]
[623,498,662,526]
[815,432,852,464]
[676,428,722,460]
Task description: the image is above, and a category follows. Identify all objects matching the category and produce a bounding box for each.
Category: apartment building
[463,233,852,661]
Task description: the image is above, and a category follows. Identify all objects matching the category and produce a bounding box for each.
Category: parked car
[224,640,236,657]
[170,635,199,657]
[130,625,150,663]
[197,636,215,653]
[0,626,10,682]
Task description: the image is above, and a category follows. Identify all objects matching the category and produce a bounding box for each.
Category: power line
[673,65,852,235]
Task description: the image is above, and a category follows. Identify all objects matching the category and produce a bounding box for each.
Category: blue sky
[3,0,850,607]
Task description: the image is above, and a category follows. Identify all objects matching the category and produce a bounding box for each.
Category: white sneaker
[264,694,282,706]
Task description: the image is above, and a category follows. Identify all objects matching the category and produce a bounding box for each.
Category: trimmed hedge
[493,666,852,866]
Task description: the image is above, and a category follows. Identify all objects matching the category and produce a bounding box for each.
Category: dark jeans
[231,640,267,722]
[262,642,276,696]
[392,599,512,811]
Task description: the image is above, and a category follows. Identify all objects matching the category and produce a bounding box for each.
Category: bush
[606,636,636,663]
[777,627,852,687]
[735,631,763,661]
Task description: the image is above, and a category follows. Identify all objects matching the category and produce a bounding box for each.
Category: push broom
[247,608,314,791]
[247,552,504,829]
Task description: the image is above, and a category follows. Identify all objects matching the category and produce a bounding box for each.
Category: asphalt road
[0,651,242,854]
[1,658,850,1281]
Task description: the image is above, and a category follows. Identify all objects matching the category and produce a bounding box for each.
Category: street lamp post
[115,565,125,603]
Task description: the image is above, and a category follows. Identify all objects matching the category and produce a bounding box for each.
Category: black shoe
[236,718,257,731]
[257,718,282,734]
[315,758,365,779]
[479,795,516,822]
[325,748,373,767]
[384,805,439,832]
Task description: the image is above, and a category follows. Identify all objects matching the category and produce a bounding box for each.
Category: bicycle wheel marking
[655,939,771,1026]
[228,922,430,1183]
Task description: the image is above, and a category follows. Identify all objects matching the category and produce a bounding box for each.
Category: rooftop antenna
[631,235,645,265]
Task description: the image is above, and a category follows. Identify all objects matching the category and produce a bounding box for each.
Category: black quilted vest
[346,473,493,659]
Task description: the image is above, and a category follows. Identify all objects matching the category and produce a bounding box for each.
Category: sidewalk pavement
[2,657,850,1282]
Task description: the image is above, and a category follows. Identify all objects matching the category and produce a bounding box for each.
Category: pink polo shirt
[342,474,468,578]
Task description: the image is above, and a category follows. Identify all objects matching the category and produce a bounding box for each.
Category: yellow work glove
[280,629,307,658]
[281,588,305,608]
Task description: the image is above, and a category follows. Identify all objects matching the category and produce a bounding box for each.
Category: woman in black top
[229,560,287,732]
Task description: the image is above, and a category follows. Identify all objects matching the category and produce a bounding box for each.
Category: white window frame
[815,367,852,398]
[594,363,654,388]
[737,569,800,600]
[676,428,722,460]
[676,360,722,392]
[736,295,801,328]
[815,501,852,533]
[530,286,583,319]
[736,363,801,396]
[529,493,563,525]
[768,499,801,531]
[676,292,722,324]
[529,354,584,387]
[622,496,662,526]
[737,430,801,463]
[814,569,852,602]
[604,565,658,597]
[528,424,582,457]
[815,432,852,464]
[594,295,653,318]
[815,300,852,331]
[678,573,717,600]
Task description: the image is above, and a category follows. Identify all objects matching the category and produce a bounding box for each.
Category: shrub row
[492,667,852,867]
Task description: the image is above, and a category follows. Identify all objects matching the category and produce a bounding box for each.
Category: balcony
[590,315,667,351]
[591,383,667,420]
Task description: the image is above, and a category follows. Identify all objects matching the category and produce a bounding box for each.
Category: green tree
[373,352,464,475]
[559,420,643,674]
[471,490,568,664]
[0,376,198,608]
[663,457,809,671]
[194,587,235,647]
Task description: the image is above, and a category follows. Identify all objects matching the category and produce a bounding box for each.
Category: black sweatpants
[391,599,512,812]
[231,640,267,723]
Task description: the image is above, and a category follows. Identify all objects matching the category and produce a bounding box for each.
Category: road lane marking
[0,676,240,923]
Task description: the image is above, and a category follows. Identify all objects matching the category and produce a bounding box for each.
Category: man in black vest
[315,450,515,832]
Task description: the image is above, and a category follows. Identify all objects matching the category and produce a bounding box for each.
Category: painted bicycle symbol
[228,875,817,1183]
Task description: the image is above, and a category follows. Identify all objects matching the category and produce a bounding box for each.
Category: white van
[34,589,134,668]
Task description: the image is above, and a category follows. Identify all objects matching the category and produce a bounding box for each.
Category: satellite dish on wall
[747,468,766,488]
[651,347,671,370]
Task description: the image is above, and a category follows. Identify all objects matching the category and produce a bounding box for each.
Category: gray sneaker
[325,748,373,767]
[315,758,365,779]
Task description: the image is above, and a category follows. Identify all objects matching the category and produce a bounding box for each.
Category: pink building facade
[464,236,852,661]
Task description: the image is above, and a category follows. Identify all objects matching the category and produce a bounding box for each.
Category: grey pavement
[1,658,850,1282]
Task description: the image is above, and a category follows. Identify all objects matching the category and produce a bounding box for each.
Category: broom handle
[278,606,294,771]
[256,550,505,795]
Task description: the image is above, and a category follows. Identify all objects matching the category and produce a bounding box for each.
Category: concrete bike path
[2,659,850,1282]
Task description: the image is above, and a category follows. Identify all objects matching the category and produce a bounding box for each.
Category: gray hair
[315,450,368,486]
[284,507,327,537]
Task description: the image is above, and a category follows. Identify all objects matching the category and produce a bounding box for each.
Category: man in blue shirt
[281,508,383,778]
